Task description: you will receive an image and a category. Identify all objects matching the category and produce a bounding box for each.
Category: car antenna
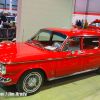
[22,28,24,42]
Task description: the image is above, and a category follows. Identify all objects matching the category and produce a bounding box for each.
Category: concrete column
[10,0,12,14]
[16,0,22,42]
[17,0,74,42]
[85,0,89,20]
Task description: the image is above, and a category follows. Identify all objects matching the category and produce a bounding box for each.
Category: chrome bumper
[0,76,12,83]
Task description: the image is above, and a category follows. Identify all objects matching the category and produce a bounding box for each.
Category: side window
[63,37,81,51]
[83,37,99,50]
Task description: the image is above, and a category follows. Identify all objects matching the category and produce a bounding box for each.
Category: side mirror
[54,48,60,52]
[72,51,75,54]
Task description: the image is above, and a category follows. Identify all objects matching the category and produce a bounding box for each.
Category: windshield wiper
[27,40,45,50]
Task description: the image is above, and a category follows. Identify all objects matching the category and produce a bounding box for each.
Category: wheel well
[21,68,47,81]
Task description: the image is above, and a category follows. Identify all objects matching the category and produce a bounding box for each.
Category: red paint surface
[0,28,100,86]
[72,25,77,28]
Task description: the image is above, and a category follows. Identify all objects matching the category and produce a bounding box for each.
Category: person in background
[15,14,17,21]
[81,19,84,29]
[6,13,9,16]
[76,20,82,28]
[75,19,78,25]
[12,13,16,17]
[8,12,11,16]
[0,16,1,25]
[0,11,4,24]
[84,20,88,29]
[0,11,4,26]
[0,11,3,16]
[1,12,7,23]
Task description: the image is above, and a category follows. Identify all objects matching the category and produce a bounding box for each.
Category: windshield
[6,16,15,22]
[27,29,67,51]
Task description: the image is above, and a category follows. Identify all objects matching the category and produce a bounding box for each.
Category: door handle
[78,52,84,54]
[98,50,100,52]
[67,53,71,55]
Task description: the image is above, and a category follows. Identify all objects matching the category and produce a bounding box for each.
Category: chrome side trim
[0,58,57,65]
[1,56,76,65]
[2,52,100,65]
[49,68,98,81]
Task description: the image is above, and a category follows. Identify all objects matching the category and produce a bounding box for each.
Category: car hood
[0,42,52,63]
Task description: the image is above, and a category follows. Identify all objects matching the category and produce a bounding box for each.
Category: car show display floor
[0,71,100,100]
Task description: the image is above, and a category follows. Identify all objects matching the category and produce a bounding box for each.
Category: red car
[72,25,77,28]
[88,19,100,30]
[0,28,100,95]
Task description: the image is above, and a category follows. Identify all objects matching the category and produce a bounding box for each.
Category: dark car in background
[0,15,15,23]
[6,16,15,23]
[0,16,1,24]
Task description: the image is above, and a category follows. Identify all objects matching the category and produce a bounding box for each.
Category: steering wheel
[52,42,62,49]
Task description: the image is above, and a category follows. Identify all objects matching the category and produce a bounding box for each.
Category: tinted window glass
[33,31,51,41]
[52,32,67,41]
[83,37,99,50]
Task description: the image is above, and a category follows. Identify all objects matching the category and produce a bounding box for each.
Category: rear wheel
[16,70,44,95]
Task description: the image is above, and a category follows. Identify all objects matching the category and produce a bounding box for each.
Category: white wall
[72,14,100,25]
[72,14,86,25]
[17,0,74,42]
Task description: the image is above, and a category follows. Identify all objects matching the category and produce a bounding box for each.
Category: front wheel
[16,70,44,95]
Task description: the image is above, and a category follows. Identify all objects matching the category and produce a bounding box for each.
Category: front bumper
[0,76,12,83]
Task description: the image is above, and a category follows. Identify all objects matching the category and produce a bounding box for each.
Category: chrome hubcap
[28,78,37,87]
[23,72,42,93]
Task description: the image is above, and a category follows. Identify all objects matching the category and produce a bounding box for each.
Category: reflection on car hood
[0,42,47,63]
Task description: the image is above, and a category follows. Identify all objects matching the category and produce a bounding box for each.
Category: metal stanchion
[0,28,16,42]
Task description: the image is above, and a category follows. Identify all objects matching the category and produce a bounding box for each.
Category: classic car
[0,28,100,95]
[88,19,100,30]
[72,25,77,28]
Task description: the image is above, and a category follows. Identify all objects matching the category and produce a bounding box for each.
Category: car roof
[43,28,100,37]
[92,19,100,23]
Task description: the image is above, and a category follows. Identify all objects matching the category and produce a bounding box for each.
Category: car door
[55,37,84,77]
[83,37,100,70]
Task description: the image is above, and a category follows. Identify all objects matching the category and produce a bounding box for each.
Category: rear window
[83,37,99,50]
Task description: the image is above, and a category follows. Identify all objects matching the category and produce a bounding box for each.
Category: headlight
[0,64,6,75]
